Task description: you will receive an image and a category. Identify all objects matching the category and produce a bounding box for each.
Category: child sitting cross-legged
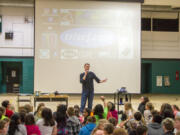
[79,116,96,135]
[82,108,91,126]
[66,107,81,135]
[25,114,41,135]
[107,102,118,122]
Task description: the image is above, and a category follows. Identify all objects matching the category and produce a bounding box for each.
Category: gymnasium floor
[0,94,179,112]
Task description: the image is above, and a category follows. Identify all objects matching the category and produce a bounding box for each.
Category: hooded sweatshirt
[79,123,96,135]
[26,125,41,135]
[66,116,81,135]
[147,122,164,135]
[111,110,118,121]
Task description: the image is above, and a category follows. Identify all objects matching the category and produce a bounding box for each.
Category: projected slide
[35,0,141,93]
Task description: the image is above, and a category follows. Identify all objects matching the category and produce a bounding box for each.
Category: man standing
[80,63,107,113]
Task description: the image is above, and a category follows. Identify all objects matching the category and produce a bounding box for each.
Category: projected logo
[60,9,74,25]
[43,8,50,15]
[39,49,50,59]
[52,8,58,15]
[41,33,57,49]
[60,28,116,48]
[60,49,78,59]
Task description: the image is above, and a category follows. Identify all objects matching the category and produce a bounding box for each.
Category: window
[141,18,151,31]
[153,18,179,32]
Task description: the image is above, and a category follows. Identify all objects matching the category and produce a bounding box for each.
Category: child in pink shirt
[25,114,41,135]
[172,105,180,116]
[107,102,118,122]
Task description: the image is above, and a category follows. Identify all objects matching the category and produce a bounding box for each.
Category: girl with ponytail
[8,113,27,135]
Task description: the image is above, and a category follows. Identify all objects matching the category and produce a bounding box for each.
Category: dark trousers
[80,89,94,113]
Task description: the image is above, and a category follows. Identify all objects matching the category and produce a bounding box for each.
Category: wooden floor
[0,94,179,112]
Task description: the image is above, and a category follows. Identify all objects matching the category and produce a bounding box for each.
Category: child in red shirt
[1,100,13,118]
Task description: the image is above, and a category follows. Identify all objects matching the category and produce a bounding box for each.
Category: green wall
[141,63,152,93]
[0,58,180,94]
[0,62,2,93]
[142,59,180,94]
[0,58,34,94]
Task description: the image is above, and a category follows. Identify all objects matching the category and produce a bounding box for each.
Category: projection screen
[35,0,141,93]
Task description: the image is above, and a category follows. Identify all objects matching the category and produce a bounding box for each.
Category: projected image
[38,8,136,59]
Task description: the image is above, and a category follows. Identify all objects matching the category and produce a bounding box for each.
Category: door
[141,63,152,93]
[6,67,20,93]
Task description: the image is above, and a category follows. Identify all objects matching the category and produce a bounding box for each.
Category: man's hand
[83,70,88,80]
[100,78,107,83]
[85,70,88,75]
[100,96,107,107]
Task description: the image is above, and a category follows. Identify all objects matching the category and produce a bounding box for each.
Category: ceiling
[0,0,179,5]
[0,0,34,4]
[0,0,180,10]
[143,0,180,8]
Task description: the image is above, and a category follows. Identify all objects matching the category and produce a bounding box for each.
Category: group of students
[0,96,180,135]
